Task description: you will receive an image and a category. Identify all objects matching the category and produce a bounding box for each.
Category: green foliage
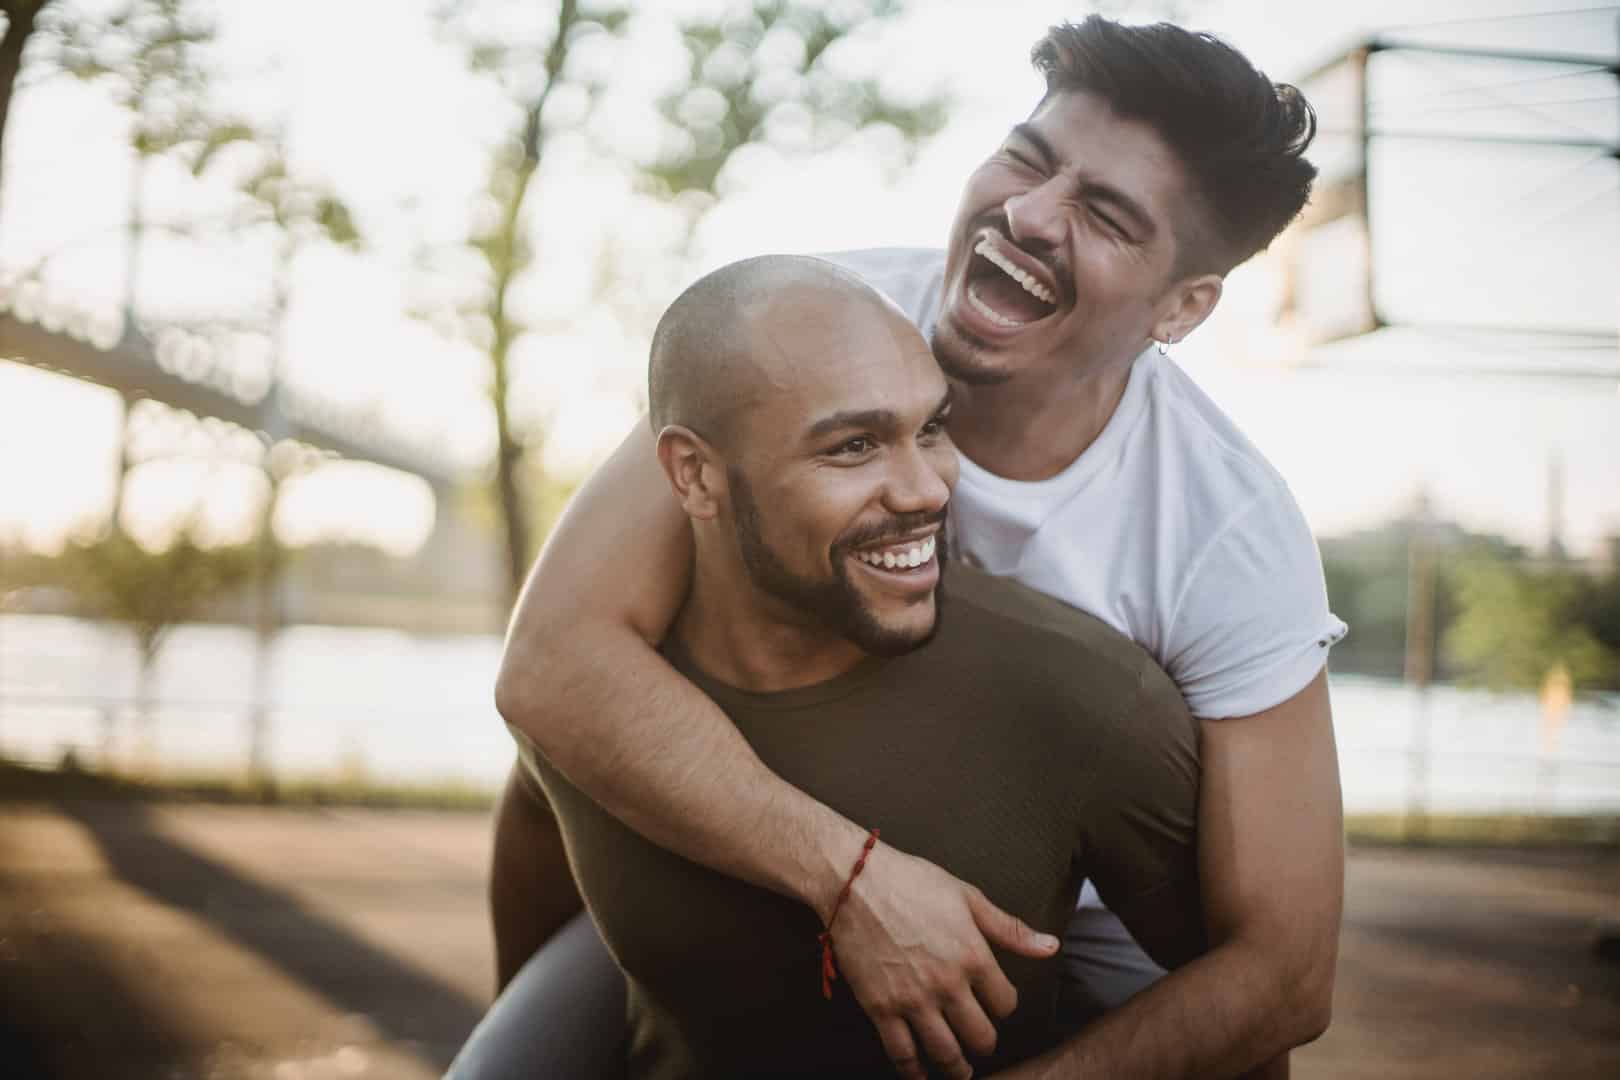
[1320,515,1620,692]
[1320,517,1518,680]
[231,144,364,254]
[648,0,949,198]
[427,0,948,599]
[1443,555,1618,694]
[51,527,261,661]
[37,0,219,160]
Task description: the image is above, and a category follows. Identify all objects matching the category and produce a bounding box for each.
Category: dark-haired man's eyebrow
[1082,182,1156,239]
[1010,122,1158,240]
[1010,123,1056,166]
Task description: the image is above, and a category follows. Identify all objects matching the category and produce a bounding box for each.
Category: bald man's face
[721,291,957,656]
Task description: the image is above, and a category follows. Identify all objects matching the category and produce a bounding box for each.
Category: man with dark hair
[492,16,1344,1080]
[455,254,1205,1078]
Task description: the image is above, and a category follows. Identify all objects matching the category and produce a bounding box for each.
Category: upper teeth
[855,535,936,570]
[974,237,1056,305]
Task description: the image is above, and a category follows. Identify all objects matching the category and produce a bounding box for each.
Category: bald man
[453,256,1204,1079]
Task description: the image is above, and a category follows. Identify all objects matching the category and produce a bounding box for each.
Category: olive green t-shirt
[515,564,1202,1079]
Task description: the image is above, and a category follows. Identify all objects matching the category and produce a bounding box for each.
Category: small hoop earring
[1156,334,1174,356]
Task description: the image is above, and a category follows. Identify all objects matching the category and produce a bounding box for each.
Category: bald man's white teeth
[854,535,936,570]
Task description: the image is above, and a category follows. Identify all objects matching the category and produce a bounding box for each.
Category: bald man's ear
[655,425,726,520]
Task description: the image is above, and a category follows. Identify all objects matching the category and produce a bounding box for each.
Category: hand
[827,843,1060,1080]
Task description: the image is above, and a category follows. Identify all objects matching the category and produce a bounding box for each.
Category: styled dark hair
[1031,17,1317,276]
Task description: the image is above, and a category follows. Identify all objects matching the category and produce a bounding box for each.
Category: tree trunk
[487,0,579,606]
[492,396,530,606]
[0,2,46,218]
[134,630,158,774]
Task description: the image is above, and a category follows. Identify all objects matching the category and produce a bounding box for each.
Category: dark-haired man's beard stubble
[728,469,948,659]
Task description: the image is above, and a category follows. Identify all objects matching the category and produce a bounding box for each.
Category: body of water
[2,613,1617,814]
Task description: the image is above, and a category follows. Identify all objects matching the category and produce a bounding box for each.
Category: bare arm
[497,423,851,904]
[495,421,1057,1079]
[997,669,1343,1079]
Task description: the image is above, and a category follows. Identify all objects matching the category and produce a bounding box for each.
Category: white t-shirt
[827,247,1346,721]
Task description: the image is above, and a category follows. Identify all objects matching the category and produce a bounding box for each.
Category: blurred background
[0,1,1615,1078]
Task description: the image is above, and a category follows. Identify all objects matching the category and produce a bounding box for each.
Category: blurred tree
[36,0,234,308]
[212,132,362,776]
[0,1,55,197]
[1570,546,1620,687]
[1444,554,1618,694]
[20,0,257,525]
[52,524,259,769]
[423,0,948,603]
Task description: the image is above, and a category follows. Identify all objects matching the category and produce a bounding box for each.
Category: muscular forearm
[1004,673,1342,1079]
[499,619,866,920]
[493,422,866,921]
[1001,934,1327,1079]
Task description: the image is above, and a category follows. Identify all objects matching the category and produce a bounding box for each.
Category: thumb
[968,891,1060,958]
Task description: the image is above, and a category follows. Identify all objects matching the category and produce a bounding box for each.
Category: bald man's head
[648,253,955,669]
[647,254,902,453]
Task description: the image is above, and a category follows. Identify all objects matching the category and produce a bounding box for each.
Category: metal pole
[1404,496,1437,841]
[1356,46,1384,334]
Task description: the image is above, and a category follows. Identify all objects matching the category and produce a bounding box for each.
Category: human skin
[655,278,958,695]
[495,90,1341,1079]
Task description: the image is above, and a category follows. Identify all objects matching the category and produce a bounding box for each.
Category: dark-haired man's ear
[1152,273,1224,349]
[655,425,726,520]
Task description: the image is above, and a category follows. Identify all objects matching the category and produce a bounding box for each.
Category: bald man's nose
[884,443,951,514]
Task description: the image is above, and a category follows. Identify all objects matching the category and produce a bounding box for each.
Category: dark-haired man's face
[720,295,958,657]
[934,91,1191,386]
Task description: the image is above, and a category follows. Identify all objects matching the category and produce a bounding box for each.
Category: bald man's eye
[920,413,949,439]
[828,436,877,458]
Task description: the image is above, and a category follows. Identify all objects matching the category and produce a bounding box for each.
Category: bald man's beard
[728,469,947,659]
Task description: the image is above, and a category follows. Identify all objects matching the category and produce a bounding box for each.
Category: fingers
[909,1011,974,1080]
[875,1018,928,1080]
[969,890,1061,959]
[942,991,999,1059]
[972,955,1020,1021]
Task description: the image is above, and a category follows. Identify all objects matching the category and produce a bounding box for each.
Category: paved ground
[1,796,1616,1079]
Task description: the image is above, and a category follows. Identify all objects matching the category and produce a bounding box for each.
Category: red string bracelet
[817,827,880,1000]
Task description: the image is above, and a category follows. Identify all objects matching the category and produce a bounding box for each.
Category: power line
[1382,5,1620,34]
[1512,180,1620,234]
[1398,49,1613,141]
[1367,65,1616,107]
[1373,94,1620,120]
[1362,151,1616,250]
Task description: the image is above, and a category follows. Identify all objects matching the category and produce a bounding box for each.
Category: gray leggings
[446,890,1165,1079]
[445,912,627,1080]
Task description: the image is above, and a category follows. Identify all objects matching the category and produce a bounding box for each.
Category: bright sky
[1,0,1616,560]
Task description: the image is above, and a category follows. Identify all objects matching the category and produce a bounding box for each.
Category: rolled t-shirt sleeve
[1166,485,1347,720]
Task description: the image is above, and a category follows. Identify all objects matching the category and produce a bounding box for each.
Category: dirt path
[1,799,1616,1078]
